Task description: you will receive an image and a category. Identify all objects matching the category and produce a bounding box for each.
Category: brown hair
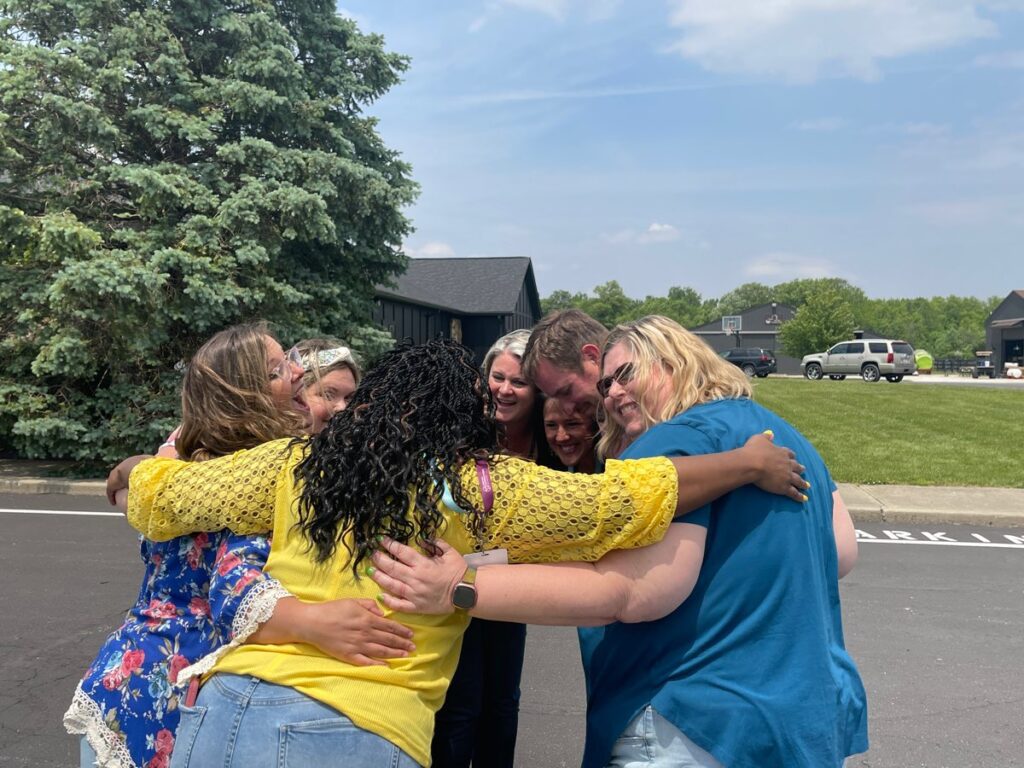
[176,323,306,461]
[597,315,752,459]
[522,309,607,380]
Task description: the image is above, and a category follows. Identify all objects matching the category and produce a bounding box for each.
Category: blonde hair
[521,310,607,380]
[597,315,752,459]
[296,338,362,391]
[176,323,306,461]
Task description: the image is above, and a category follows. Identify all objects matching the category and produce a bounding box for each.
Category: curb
[838,482,1024,528]
[0,477,107,497]
[845,505,1024,527]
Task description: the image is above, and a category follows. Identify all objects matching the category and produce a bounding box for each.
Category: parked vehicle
[972,351,996,379]
[801,339,916,383]
[720,347,777,378]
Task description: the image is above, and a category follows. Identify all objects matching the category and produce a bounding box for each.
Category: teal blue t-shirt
[577,398,868,768]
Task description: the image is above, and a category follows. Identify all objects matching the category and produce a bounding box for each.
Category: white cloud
[974,49,1024,68]
[793,117,845,132]
[963,132,1024,170]
[470,0,620,30]
[583,0,623,22]
[404,241,457,258]
[744,252,836,279]
[602,228,636,244]
[638,222,682,243]
[900,122,950,137]
[455,81,737,106]
[907,197,1022,225]
[602,222,682,245]
[665,0,997,82]
[501,0,570,20]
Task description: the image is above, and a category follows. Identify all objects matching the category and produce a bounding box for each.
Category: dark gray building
[985,290,1024,373]
[374,257,542,363]
[690,302,801,374]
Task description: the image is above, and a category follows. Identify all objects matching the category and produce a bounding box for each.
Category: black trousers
[431,618,528,768]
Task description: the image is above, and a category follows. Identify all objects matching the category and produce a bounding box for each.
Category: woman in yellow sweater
[124,339,807,768]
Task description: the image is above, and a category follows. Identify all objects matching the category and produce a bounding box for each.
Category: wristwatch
[451,565,478,610]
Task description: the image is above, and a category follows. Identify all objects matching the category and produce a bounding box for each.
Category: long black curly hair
[294,339,499,575]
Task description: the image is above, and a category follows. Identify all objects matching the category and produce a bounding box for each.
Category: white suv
[802,339,916,383]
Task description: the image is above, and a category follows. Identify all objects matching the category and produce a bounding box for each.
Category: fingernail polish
[365,566,376,577]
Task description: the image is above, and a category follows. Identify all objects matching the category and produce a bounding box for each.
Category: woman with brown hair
[66,324,412,768]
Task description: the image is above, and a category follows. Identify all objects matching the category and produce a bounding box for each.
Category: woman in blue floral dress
[64,324,413,768]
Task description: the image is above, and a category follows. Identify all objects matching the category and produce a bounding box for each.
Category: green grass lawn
[751,378,1024,487]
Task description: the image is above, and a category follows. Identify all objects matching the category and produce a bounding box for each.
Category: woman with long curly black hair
[294,338,499,572]
[123,339,807,768]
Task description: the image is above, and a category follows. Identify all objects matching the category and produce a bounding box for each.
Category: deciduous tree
[779,288,856,358]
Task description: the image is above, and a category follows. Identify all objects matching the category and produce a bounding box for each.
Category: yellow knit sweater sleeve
[126,438,300,541]
[454,456,679,563]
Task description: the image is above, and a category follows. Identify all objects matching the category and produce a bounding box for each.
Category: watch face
[452,583,477,610]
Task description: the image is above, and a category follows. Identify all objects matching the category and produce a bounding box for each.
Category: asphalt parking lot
[3,497,1024,768]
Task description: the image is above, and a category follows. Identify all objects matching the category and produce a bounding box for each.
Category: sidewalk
[837,483,1024,527]
[2,460,1022,527]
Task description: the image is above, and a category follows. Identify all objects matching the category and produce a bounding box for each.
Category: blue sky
[341,1,1024,301]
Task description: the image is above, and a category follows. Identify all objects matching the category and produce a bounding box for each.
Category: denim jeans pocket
[169,704,207,768]
[279,717,413,768]
[606,706,656,765]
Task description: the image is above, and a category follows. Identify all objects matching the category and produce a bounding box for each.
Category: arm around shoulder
[126,440,294,541]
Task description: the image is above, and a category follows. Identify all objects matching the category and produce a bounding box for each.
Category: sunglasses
[269,346,303,381]
[596,362,635,398]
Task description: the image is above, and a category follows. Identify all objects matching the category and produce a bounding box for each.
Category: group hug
[64,309,867,768]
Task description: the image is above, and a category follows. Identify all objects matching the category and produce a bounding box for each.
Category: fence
[931,358,975,376]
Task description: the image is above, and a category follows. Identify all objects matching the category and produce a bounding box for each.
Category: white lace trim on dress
[63,683,138,768]
[175,579,291,686]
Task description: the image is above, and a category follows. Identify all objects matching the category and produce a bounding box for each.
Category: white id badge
[465,549,508,567]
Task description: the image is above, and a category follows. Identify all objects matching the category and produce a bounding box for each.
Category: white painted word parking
[856,529,1024,548]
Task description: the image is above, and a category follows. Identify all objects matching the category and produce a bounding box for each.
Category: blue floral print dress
[64,531,287,768]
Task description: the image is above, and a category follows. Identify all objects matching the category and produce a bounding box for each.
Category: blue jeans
[606,706,724,768]
[169,674,420,768]
[80,736,97,768]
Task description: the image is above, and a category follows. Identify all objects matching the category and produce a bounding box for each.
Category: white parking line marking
[0,507,122,517]
[858,539,1024,549]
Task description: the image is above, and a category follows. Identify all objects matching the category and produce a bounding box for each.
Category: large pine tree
[0,0,417,460]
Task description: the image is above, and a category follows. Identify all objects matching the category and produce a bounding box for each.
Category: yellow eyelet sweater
[127,439,677,767]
